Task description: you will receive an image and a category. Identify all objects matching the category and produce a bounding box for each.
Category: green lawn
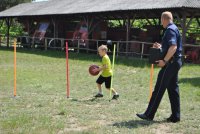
[0,48,200,134]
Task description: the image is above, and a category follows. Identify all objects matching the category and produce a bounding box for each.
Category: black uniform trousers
[145,58,182,120]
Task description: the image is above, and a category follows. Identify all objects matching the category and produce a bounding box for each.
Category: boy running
[92,45,119,100]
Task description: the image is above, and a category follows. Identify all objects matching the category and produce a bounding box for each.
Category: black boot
[136,113,153,121]
[166,115,180,123]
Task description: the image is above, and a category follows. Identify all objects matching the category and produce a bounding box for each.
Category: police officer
[136,11,182,123]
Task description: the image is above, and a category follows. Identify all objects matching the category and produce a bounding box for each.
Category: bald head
[161,11,173,28]
[161,11,173,22]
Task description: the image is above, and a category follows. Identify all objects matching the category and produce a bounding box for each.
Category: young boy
[93,45,119,100]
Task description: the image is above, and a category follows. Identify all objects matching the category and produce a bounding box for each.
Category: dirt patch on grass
[57,116,89,134]
[57,117,112,134]
[57,121,89,134]
[58,126,89,134]
[95,119,112,126]
[152,124,170,134]
[152,124,183,134]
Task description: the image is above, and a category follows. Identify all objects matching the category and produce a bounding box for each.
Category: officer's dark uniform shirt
[162,23,182,58]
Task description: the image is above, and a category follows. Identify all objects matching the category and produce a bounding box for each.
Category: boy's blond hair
[98,45,108,52]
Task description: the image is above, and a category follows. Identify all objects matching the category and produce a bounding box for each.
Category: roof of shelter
[0,0,199,18]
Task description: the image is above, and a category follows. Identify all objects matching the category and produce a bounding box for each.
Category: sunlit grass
[0,48,200,134]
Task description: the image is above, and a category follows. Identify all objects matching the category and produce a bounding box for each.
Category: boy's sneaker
[94,93,103,98]
[112,94,119,100]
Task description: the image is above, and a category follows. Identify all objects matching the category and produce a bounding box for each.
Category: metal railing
[0,34,155,59]
[1,34,199,59]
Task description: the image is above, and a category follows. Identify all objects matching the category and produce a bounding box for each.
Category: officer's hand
[156,60,165,67]
[153,42,162,48]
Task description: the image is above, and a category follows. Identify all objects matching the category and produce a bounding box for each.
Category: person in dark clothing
[136,11,182,123]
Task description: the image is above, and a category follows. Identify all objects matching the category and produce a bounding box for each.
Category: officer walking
[136,11,182,123]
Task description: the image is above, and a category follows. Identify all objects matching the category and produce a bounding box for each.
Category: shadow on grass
[179,77,200,88]
[70,97,110,104]
[71,97,98,102]
[112,119,165,129]
[0,47,148,68]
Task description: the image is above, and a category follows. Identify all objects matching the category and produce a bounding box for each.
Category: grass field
[0,48,200,134]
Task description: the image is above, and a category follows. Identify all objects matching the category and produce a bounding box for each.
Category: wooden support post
[117,42,119,57]
[77,40,80,53]
[44,38,47,51]
[175,12,194,46]
[0,20,4,46]
[96,40,99,55]
[6,18,10,48]
[175,12,187,53]
[182,15,187,45]
[141,43,144,59]
[86,41,89,53]
[27,19,30,36]
[61,39,64,51]
[126,16,130,56]
[52,17,56,46]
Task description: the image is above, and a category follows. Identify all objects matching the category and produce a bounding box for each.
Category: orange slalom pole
[66,42,70,98]
[14,39,17,97]
[149,64,154,100]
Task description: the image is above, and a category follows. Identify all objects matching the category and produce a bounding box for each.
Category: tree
[0,0,31,47]
[0,0,31,35]
[0,0,31,12]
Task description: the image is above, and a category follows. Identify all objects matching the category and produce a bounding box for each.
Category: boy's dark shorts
[96,75,112,89]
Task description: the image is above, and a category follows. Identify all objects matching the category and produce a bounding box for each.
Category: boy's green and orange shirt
[101,54,112,77]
